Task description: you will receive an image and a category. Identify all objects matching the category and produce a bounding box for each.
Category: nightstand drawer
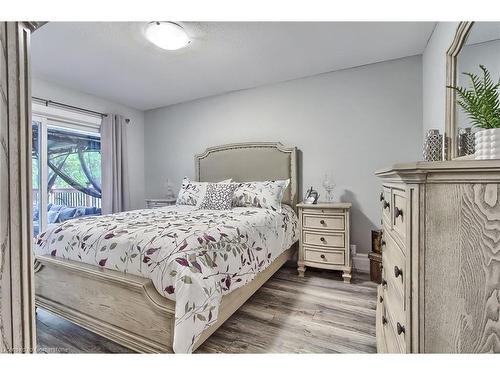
[303,230,344,248]
[304,248,345,265]
[145,199,176,209]
[302,214,344,231]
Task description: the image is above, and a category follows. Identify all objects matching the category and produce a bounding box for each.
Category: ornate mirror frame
[445,21,474,160]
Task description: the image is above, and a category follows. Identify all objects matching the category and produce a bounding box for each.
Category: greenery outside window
[32,104,102,238]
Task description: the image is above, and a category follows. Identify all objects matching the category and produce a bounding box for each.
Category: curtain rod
[32,96,108,118]
[32,97,132,123]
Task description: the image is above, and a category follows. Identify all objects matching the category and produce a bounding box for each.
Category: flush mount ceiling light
[145,21,190,50]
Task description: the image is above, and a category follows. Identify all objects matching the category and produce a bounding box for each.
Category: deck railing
[32,188,101,208]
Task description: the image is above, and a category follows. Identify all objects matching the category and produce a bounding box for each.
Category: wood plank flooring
[36,265,377,353]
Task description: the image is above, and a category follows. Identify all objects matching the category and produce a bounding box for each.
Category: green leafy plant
[448,65,500,129]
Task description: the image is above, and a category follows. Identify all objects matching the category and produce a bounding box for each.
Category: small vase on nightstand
[322,173,336,202]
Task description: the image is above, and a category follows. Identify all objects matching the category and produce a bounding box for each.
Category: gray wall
[144,55,423,253]
[32,78,146,210]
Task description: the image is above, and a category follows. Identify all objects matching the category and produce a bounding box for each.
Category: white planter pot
[474,128,500,160]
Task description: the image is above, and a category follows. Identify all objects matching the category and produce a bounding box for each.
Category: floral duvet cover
[35,204,298,353]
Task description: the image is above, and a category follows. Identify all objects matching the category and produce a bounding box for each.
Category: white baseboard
[352,253,369,273]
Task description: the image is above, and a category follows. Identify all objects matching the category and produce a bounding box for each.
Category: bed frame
[34,142,298,353]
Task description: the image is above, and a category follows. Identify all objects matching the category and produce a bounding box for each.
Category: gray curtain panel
[101,114,130,214]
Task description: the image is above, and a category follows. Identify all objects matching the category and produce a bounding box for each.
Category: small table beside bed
[34,142,299,353]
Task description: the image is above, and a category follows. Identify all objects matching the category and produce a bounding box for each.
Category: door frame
[1,21,43,353]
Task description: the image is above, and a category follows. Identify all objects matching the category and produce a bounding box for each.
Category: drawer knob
[320,254,326,259]
[394,207,403,219]
[397,322,405,335]
[383,201,390,209]
[379,295,383,303]
[382,279,387,287]
[382,316,388,325]
[379,192,384,201]
[320,237,325,242]
[394,266,403,278]
[320,219,326,225]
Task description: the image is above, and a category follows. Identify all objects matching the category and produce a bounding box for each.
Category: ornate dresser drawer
[391,189,407,248]
[380,186,392,227]
[382,233,406,303]
[381,298,407,353]
[377,183,410,353]
[297,202,352,283]
[376,285,387,353]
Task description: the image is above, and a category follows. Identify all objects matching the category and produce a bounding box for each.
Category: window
[32,103,102,238]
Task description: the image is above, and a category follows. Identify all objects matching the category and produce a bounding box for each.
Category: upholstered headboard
[195,142,298,208]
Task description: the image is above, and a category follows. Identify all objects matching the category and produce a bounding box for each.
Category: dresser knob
[379,295,383,303]
[397,322,405,335]
[320,254,326,259]
[382,316,388,325]
[383,201,390,209]
[394,266,403,278]
[379,192,384,201]
[394,207,403,219]
[320,237,325,242]
[319,219,326,225]
[382,279,387,287]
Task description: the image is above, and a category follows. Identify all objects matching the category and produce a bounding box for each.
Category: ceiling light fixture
[145,21,190,50]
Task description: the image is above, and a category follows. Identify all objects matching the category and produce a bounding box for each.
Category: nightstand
[297,202,352,283]
[145,198,176,209]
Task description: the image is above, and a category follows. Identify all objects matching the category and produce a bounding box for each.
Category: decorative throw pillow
[176,177,206,207]
[198,183,238,210]
[176,177,233,207]
[232,179,290,212]
[57,207,77,222]
[47,210,60,224]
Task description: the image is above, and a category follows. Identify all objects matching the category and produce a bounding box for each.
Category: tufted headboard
[194,142,298,209]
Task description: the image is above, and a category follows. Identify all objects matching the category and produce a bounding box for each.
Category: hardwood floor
[36,265,377,353]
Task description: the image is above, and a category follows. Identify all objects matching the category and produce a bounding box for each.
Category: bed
[34,142,299,353]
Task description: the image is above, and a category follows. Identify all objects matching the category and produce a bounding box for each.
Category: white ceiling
[32,22,435,111]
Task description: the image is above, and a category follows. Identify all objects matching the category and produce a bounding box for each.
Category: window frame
[32,102,102,234]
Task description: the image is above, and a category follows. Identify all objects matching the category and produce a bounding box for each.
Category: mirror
[445,22,500,159]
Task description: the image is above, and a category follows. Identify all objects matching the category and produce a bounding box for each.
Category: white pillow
[231,179,290,212]
[176,177,232,207]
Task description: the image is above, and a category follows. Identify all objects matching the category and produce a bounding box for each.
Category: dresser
[297,202,352,283]
[376,160,500,353]
[145,198,176,209]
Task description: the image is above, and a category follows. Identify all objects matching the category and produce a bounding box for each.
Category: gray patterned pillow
[198,183,238,210]
[231,179,289,212]
[176,177,232,207]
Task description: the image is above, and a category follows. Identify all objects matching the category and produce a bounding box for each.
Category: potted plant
[448,65,500,159]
